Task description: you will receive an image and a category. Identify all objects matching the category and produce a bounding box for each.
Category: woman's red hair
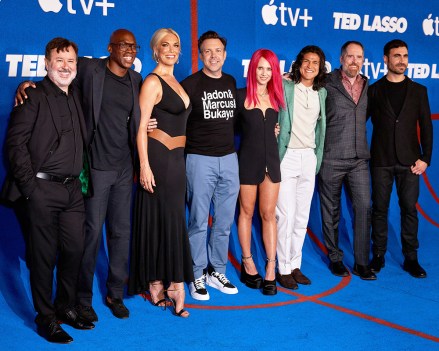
[246,49,285,111]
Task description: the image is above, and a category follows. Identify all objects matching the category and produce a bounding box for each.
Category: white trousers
[276,148,317,275]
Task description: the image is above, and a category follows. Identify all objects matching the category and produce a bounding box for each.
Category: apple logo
[262,0,278,25]
[423,14,434,36]
[38,0,63,13]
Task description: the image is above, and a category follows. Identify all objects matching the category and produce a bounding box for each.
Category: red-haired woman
[237,49,285,295]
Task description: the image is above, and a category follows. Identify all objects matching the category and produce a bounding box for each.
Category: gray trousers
[318,158,371,266]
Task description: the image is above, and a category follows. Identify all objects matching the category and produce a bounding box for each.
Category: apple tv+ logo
[423,14,439,36]
[38,0,115,16]
[38,0,63,13]
[261,0,312,27]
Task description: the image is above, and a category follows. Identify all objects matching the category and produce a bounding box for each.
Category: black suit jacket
[3,77,87,202]
[75,57,143,153]
[368,76,433,167]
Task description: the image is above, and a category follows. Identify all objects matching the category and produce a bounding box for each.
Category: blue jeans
[186,153,240,279]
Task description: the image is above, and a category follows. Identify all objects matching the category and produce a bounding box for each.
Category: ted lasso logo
[38,0,115,16]
[261,0,312,27]
[333,12,407,33]
[422,14,439,36]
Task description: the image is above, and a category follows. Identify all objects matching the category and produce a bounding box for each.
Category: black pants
[77,166,133,306]
[371,163,420,260]
[27,178,85,322]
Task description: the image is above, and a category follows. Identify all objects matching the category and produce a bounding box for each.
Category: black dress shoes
[106,297,130,319]
[370,254,385,273]
[329,261,350,277]
[76,304,98,323]
[403,259,427,278]
[57,308,95,330]
[352,263,377,280]
[36,319,73,344]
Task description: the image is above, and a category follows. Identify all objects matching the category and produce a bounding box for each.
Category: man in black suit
[318,41,376,280]
[73,29,142,321]
[16,29,142,321]
[368,39,433,278]
[4,37,94,344]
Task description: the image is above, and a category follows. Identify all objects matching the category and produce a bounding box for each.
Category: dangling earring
[154,52,159,63]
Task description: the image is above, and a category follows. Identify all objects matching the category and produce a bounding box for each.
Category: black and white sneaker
[206,267,238,294]
[189,274,210,301]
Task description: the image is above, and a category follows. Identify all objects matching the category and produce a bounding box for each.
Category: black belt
[36,172,77,184]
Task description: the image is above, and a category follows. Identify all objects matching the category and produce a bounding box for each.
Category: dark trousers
[27,178,85,322]
[77,166,132,306]
[318,158,371,266]
[371,164,419,260]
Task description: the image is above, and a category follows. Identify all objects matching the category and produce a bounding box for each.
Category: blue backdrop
[0,0,438,256]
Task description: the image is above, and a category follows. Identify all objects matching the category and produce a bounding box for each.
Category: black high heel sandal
[262,258,277,296]
[165,288,189,318]
[147,281,170,308]
[240,254,263,289]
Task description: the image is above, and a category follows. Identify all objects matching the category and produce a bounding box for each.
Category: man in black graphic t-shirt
[181,31,239,301]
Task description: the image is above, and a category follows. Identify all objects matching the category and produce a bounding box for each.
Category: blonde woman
[128,28,193,317]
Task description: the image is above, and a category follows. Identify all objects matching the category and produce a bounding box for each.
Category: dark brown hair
[198,30,227,52]
[45,37,78,60]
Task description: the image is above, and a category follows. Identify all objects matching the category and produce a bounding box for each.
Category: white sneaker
[206,269,238,294]
[189,275,210,301]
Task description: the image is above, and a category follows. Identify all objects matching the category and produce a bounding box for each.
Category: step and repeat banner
[0,0,438,253]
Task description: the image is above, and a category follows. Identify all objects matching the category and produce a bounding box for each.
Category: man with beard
[4,37,94,343]
[368,39,433,278]
[318,41,376,280]
[16,29,142,321]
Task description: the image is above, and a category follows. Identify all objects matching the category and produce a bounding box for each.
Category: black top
[180,70,237,156]
[236,88,281,184]
[39,77,83,177]
[149,73,190,136]
[91,67,133,170]
[384,77,408,117]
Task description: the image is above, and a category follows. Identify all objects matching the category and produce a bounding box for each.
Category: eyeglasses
[110,42,140,52]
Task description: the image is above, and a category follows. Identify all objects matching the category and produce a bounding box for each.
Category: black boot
[353,263,377,280]
[370,254,385,273]
[403,258,427,278]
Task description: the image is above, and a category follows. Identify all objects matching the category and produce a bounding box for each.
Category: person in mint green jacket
[275,46,327,290]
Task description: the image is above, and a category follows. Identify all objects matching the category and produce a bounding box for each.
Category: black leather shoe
[36,319,73,344]
[57,308,95,330]
[403,259,427,278]
[76,304,98,323]
[106,297,130,319]
[370,254,385,273]
[262,279,277,295]
[352,263,377,280]
[329,261,349,277]
[240,262,262,289]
